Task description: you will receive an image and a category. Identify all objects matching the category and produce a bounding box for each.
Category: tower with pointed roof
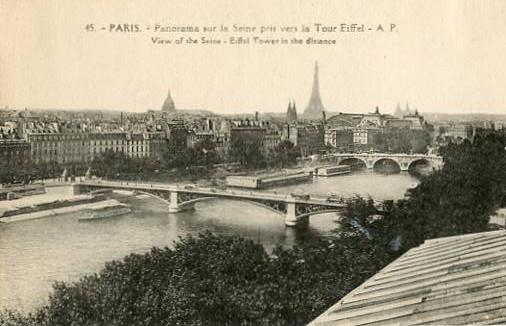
[162,89,176,112]
[304,62,326,119]
[394,103,402,117]
[286,99,298,123]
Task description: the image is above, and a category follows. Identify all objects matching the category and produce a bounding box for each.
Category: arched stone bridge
[327,153,443,171]
[74,180,347,226]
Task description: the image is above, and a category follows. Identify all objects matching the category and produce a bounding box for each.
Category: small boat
[79,204,131,221]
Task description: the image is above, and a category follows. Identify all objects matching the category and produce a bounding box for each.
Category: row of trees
[1,129,504,325]
[89,138,222,180]
[0,159,89,184]
[374,128,433,154]
[229,138,301,169]
[90,137,302,180]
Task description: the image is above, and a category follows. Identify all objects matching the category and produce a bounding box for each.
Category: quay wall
[0,199,122,223]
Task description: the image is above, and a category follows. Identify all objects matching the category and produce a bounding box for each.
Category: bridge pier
[285,202,297,226]
[285,201,308,227]
[168,191,195,213]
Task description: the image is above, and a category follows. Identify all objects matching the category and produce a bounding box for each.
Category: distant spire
[304,61,326,118]
[286,98,297,123]
[394,103,402,117]
[162,88,176,112]
[375,106,380,114]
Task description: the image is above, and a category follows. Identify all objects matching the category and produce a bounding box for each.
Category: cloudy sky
[1,0,506,114]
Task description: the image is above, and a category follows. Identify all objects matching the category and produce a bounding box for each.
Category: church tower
[303,62,326,119]
[162,89,176,112]
[286,99,298,123]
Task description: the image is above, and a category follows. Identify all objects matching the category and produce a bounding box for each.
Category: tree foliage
[375,128,432,153]
[269,140,300,168]
[339,129,506,250]
[0,232,390,326]
[228,135,266,169]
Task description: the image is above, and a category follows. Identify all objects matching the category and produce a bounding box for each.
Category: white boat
[79,204,131,221]
[317,165,351,177]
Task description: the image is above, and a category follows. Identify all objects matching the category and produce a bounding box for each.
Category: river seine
[0,170,418,311]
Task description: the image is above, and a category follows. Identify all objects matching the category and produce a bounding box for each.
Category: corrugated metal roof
[309,230,506,326]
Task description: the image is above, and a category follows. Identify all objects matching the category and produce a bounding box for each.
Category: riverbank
[0,199,125,223]
[0,186,77,216]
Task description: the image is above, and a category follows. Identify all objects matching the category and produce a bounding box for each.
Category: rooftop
[309,230,506,326]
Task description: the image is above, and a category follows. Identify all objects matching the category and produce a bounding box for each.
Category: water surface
[0,170,418,311]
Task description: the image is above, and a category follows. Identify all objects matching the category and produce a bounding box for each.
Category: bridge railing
[77,179,356,205]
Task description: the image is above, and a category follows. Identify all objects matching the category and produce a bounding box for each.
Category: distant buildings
[283,123,324,156]
[0,133,30,178]
[229,119,281,153]
[165,119,189,151]
[323,107,432,153]
[436,123,474,141]
[403,110,425,130]
[25,129,158,165]
[282,97,325,155]
[325,128,354,152]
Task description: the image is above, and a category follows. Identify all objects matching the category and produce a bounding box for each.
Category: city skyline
[2,0,506,115]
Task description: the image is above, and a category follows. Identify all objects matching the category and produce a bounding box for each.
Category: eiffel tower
[303,62,326,119]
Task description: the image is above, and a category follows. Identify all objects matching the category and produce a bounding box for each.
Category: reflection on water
[0,170,418,311]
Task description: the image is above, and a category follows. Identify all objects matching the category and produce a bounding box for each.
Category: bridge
[73,180,347,226]
[322,153,443,171]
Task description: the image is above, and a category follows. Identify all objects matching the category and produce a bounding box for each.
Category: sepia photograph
[1,0,505,325]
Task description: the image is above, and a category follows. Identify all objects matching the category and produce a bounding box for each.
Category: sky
[1,0,506,115]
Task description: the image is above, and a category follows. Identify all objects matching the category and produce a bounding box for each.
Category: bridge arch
[79,185,172,206]
[338,157,368,169]
[132,190,171,206]
[372,158,401,173]
[407,158,433,172]
[177,196,286,216]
